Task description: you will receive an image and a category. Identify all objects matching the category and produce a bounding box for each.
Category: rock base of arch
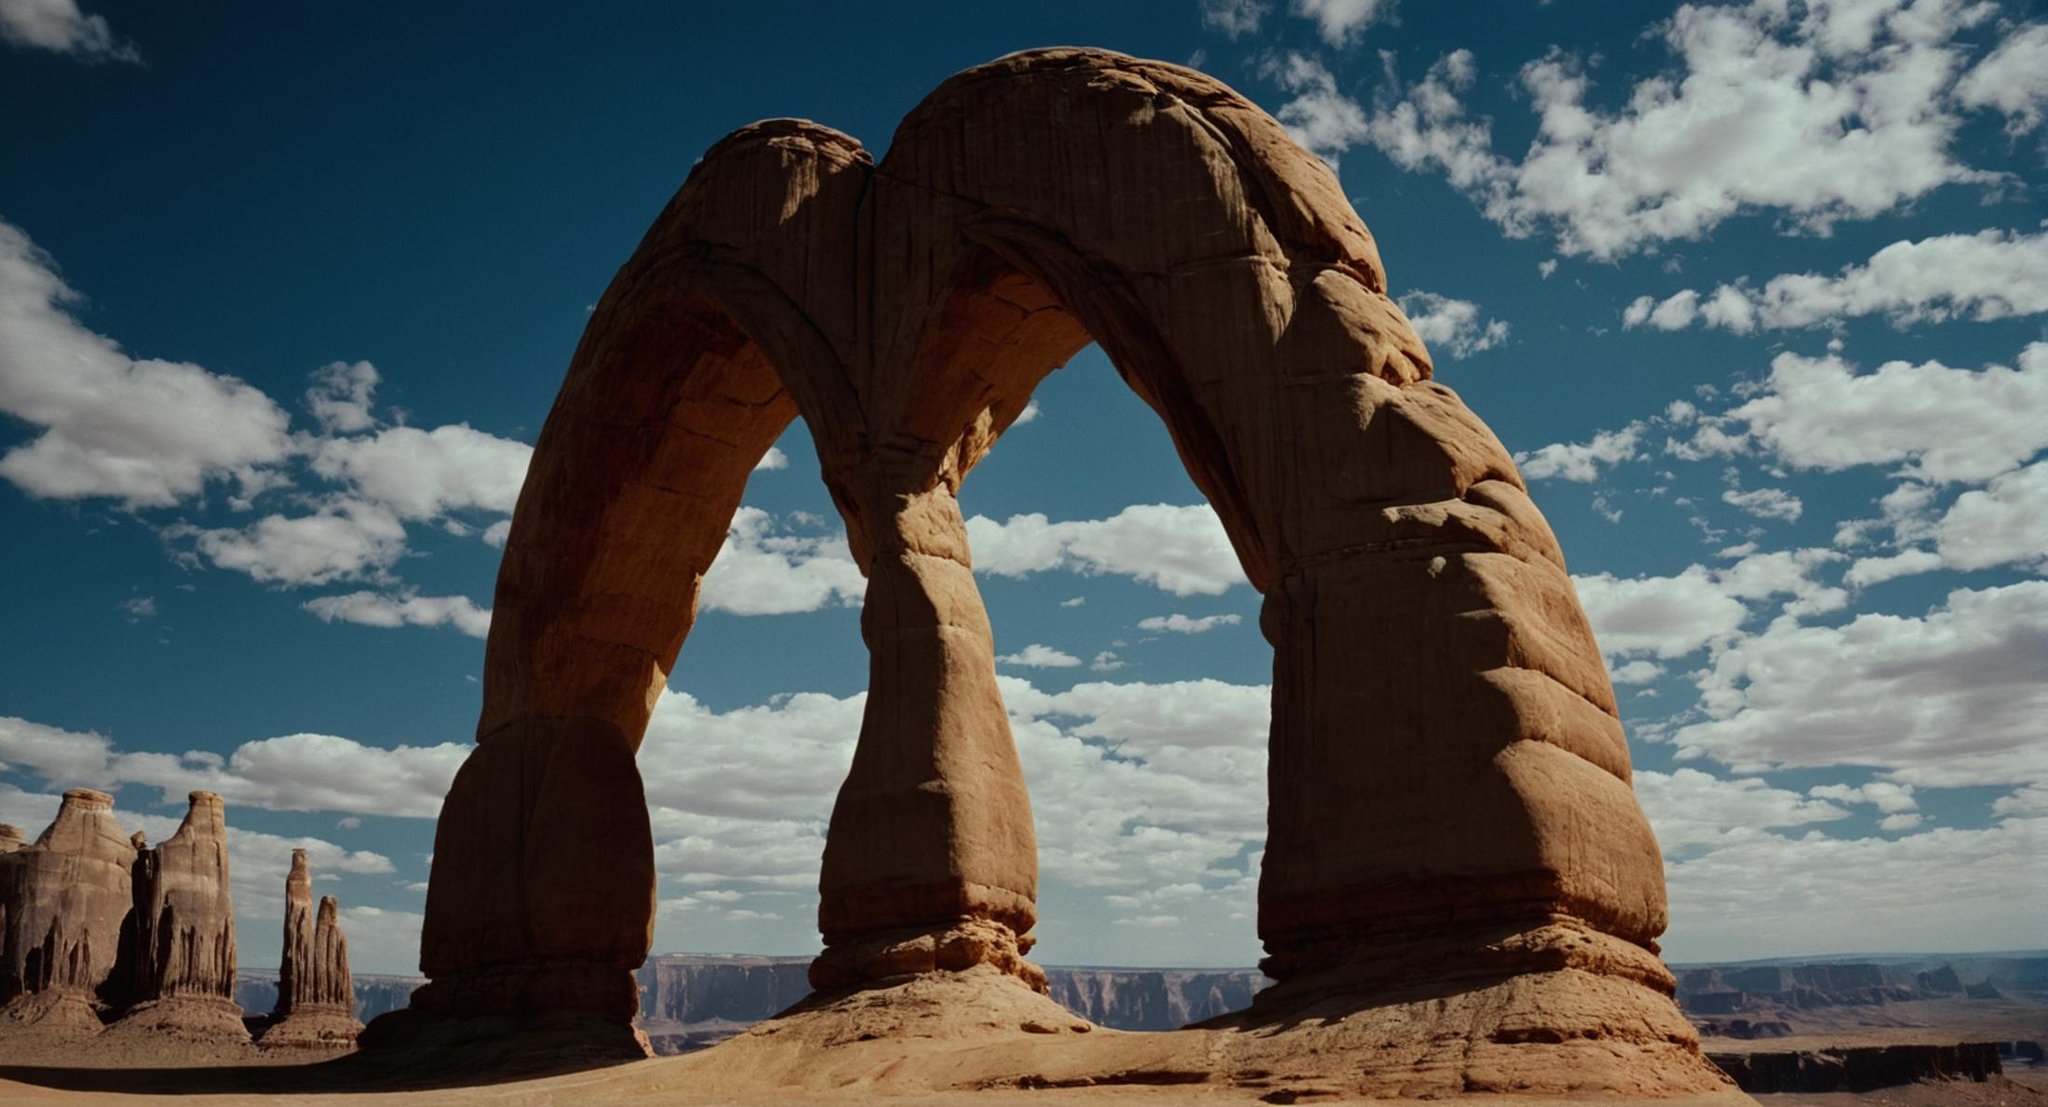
[672,962,1741,1101]
[102,995,252,1045]
[810,917,1046,994]
[257,1005,363,1050]
[357,1004,653,1072]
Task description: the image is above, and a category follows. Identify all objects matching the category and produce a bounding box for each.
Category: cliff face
[1710,1043,2002,1093]
[236,971,422,1024]
[636,956,813,1025]
[1045,969,1268,1031]
[1676,957,2048,1014]
[631,955,1266,1037]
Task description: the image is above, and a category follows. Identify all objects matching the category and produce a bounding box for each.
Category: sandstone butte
[260,848,363,1048]
[105,791,249,1043]
[0,790,137,1035]
[0,791,366,1049]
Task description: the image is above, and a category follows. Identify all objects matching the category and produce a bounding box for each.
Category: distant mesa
[0,789,359,1051]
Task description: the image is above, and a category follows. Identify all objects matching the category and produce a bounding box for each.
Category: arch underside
[396,49,1702,1090]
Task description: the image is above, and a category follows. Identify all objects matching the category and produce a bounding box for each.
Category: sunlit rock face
[376,45,1727,1097]
[108,791,247,1043]
[0,789,136,1034]
[258,848,362,1048]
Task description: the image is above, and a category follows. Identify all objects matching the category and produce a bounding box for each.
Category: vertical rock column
[113,791,248,1041]
[1243,365,1686,1046]
[0,789,137,1033]
[813,483,1042,991]
[261,848,362,1047]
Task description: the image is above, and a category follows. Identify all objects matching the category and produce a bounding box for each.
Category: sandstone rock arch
[387,48,1708,1091]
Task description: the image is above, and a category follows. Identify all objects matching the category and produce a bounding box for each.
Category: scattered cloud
[307,423,530,521]
[1954,21,2048,134]
[1138,612,1243,635]
[1574,547,1844,660]
[968,503,1245,596]
[1291,0,1390,47]
[0,0,137,62]
[169,500,410,587]
[304,361,380,434]
[1722,486,1803,522]
[1673,581,2048,789]
[1397,291,1509,357]
[301,590,492,638]
[754,446,789,471]
[0,716,467,819]
[1516,422,1642,482]
[997,643,1084,668]
[1608,658,1664,686]
[1624,230,2048,333]
[1263,52,1371,165]
[1672,344,2048,485]
[0,219,295,508]
[1636,768,1849,850]
[1199,0,1269,39]
[1363,2,2006,259]
[699,507,866,615]
[116,595,156,621]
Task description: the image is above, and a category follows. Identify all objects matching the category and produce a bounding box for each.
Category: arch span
[382,49,1706,1091]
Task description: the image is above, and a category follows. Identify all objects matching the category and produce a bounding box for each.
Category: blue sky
[1,0,2044,975]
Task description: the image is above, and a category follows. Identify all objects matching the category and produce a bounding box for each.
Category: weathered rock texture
[259,848,361,1048]
[0,790,137,1033]
[383,46,1722,1094]
[108,791,247,1042]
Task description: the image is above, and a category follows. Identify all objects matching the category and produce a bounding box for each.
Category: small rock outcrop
[107,791,247,1042]
[0,789,137,1034]
[259,848,361,1048]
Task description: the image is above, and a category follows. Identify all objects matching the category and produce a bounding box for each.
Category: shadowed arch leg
[359,716,656,1058]
[812,482,1043,992]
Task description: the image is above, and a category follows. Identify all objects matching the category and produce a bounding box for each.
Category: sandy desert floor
[2,973,2041,1106]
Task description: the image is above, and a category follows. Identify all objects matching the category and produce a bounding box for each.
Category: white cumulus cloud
[967,503,1245,596]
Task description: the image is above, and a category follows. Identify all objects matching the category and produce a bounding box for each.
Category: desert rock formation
[107,791,247,1042]
[259,849,361,1047]
[380,46,1728,1096]
[0,790,137,1033]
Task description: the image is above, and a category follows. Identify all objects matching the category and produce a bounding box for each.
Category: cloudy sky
[2,0,2044,976]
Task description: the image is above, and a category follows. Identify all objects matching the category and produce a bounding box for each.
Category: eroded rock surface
[0,789,137,1034]
[109,791,247,1043]
[259,849,362,1048]
[385,46,1723,1095]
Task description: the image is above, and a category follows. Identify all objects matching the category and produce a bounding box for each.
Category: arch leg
[361,717,654,1058]
[813,484,1042,991]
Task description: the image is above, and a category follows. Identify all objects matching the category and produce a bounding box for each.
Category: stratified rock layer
[384,46,1721,1094]
[0,790,136,1034]
[261,849,362,1048]
[109,791,247,1043]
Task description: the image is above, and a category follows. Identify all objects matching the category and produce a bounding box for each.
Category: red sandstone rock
[0,789,136,1033]
[108,791,247,1043]
[260,849,362,1048]
[381,46,1723,1095]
